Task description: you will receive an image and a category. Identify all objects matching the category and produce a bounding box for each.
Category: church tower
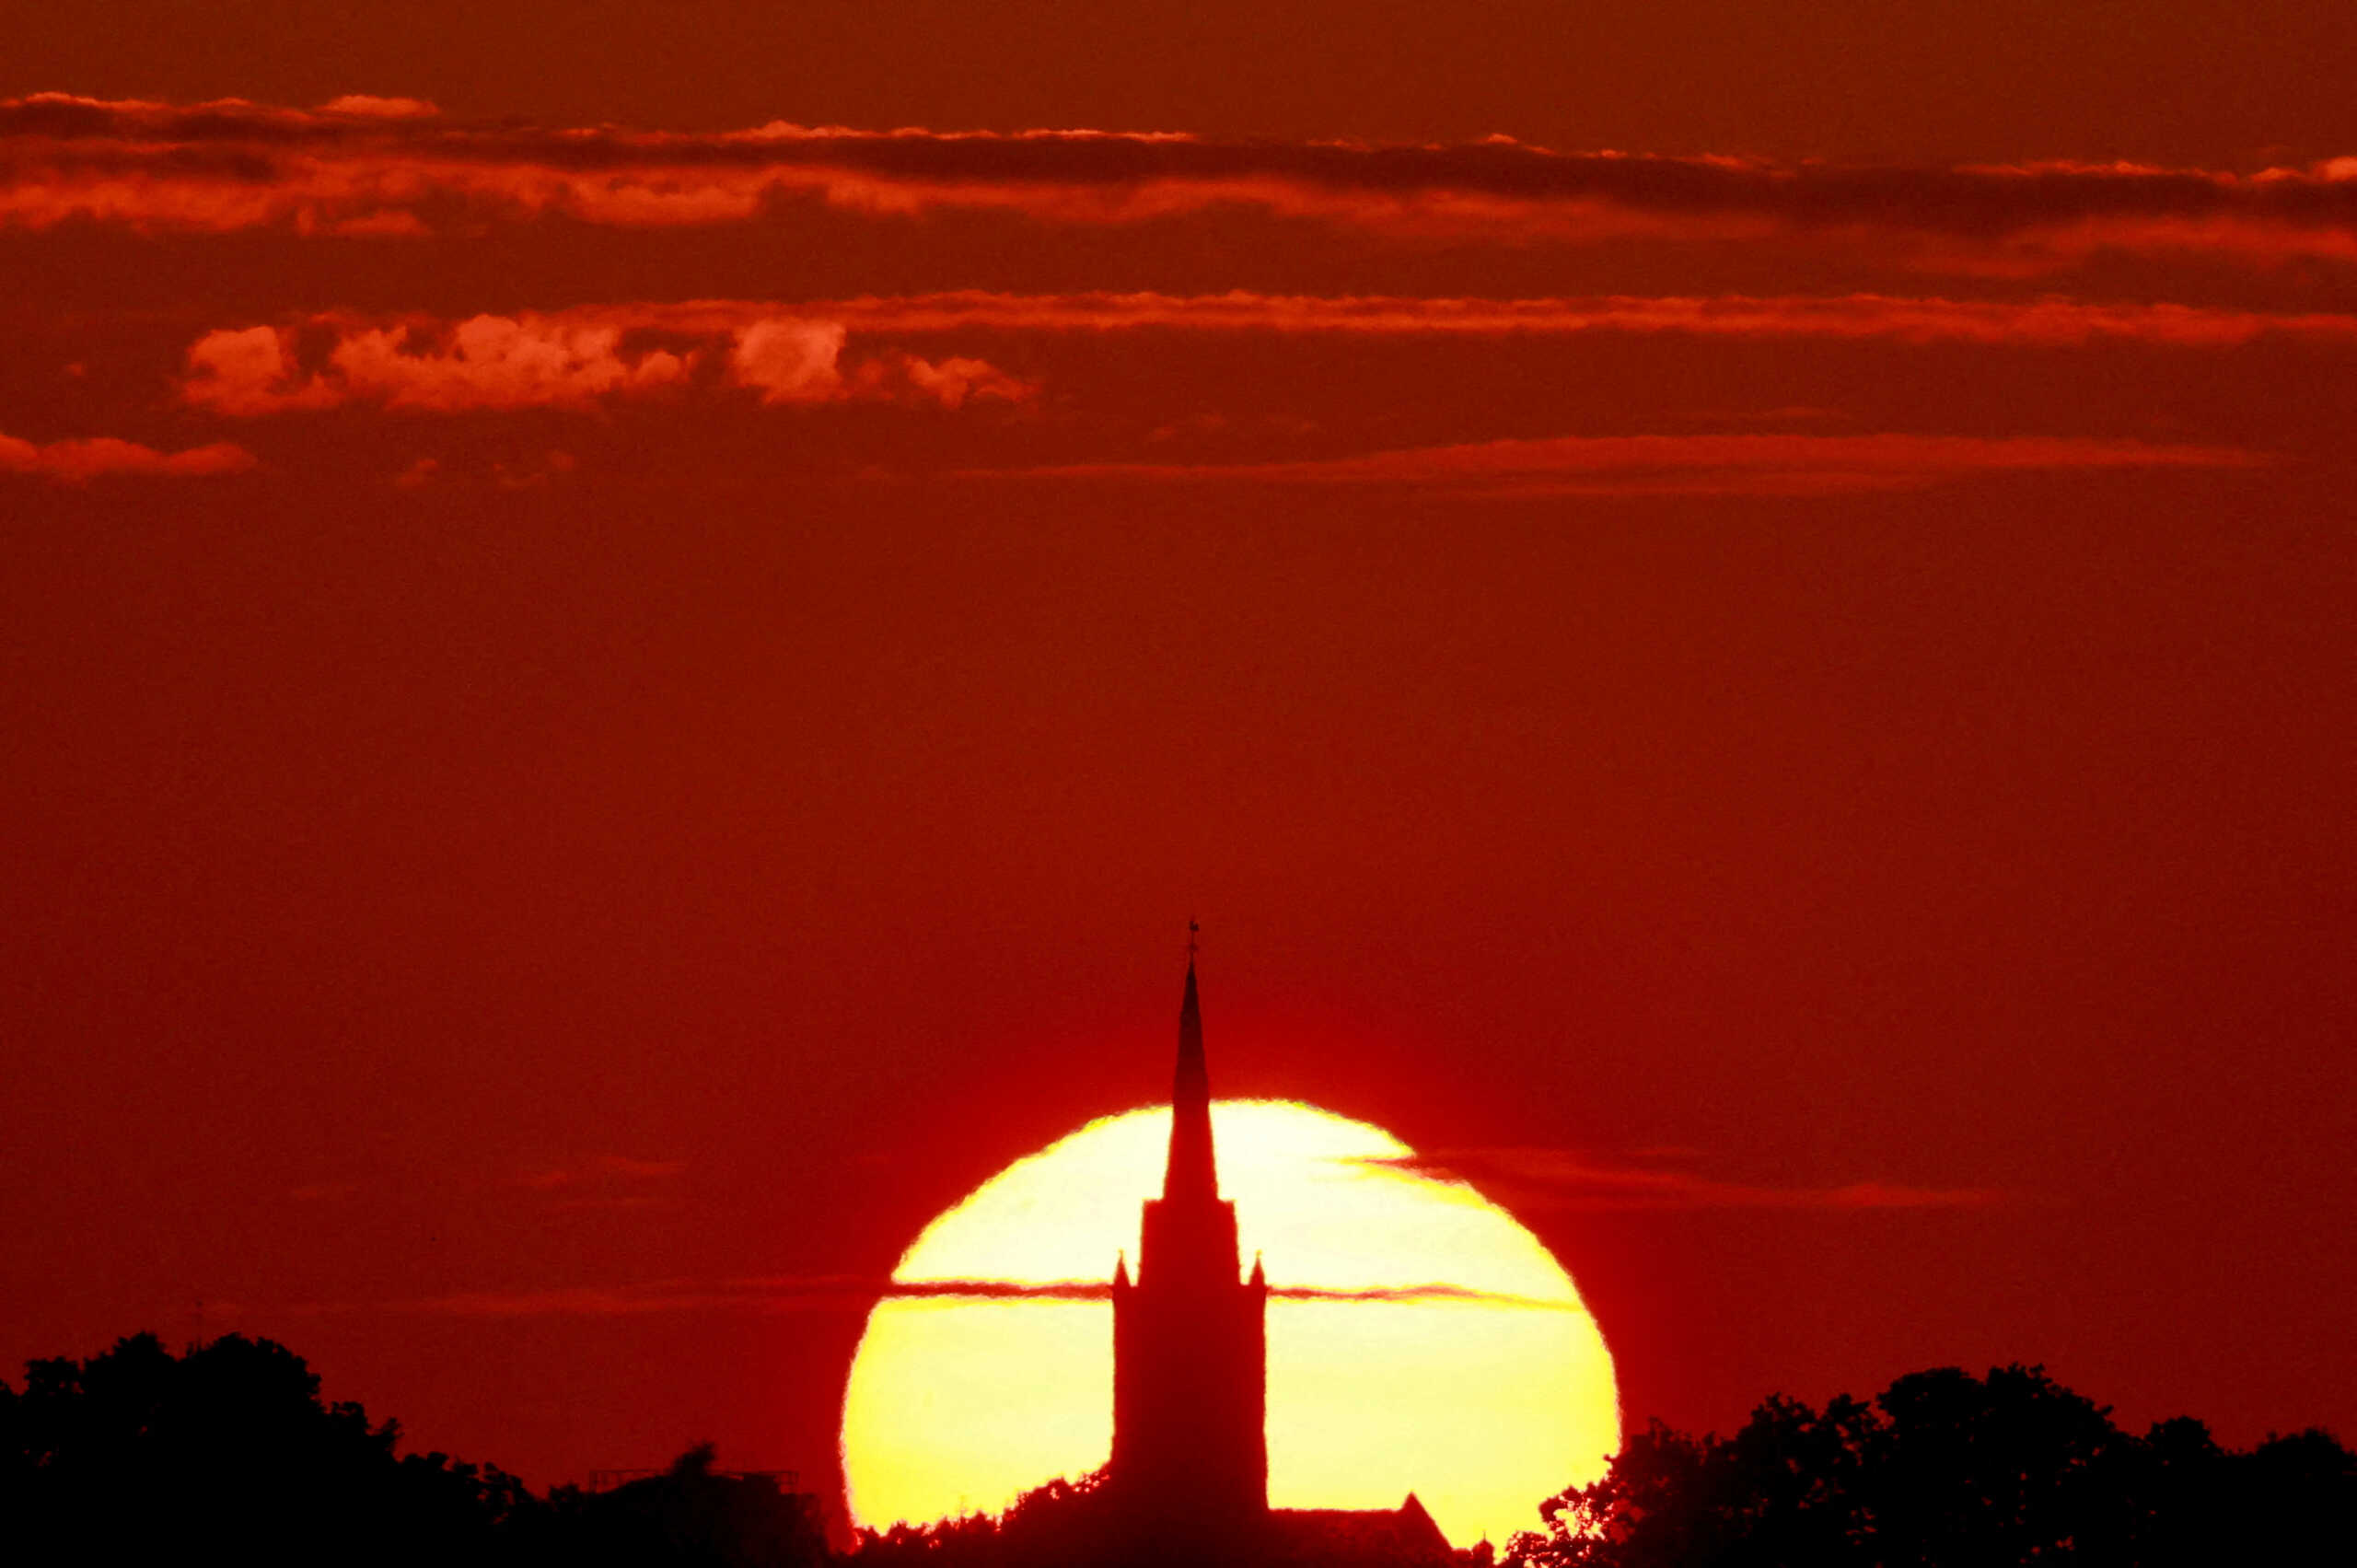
[1108,943,1270,1527]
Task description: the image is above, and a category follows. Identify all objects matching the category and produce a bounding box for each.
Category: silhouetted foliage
[852,1469,1122,1568]
[545,1441,830,1568]
[6,1338,2351,1568]
[0,1332,532,1567]
[1504,1365,2356,1568]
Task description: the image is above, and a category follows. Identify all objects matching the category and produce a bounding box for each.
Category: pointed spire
[1113,1250,1131,1288]
[1163,923,1219,1202]
[1248,1251,1265,1287]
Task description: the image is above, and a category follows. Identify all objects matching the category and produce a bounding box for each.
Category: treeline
[3,1333,2351,1567]
[0,1334,825,1568]
[1503,1365,2354,1568]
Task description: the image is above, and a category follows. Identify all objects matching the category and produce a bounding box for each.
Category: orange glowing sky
[2,0,2352,1528]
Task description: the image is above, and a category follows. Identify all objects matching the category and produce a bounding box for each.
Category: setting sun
[841,1100,1620,1548]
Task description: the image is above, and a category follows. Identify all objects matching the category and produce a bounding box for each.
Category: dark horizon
[8,1328,2350,1567]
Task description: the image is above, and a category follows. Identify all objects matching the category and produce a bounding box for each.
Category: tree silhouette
[0,1332,530,1567]
[6,1336,2351,1568]
[545,1441,830,1568]
[849,1469,1120,1568]
[1505,1365,2356,1568]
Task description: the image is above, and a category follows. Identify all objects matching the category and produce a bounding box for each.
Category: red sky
[4,0,2352,1526]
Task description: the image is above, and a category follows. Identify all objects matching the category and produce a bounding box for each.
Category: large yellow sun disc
[840,1100,1620,1547]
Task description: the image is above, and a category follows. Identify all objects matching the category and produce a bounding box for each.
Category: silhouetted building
[1105,950,1450,1565]
[1263,1495,1453,1568]
[1109,954,1269,1527]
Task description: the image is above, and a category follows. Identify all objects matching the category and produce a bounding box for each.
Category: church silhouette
[1097,946,1453,1564]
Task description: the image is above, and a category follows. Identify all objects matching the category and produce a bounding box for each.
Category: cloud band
[7,95,2355,271]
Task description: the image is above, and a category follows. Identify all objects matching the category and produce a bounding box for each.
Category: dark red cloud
[1365,1150,2005,1213]
[168,295,2354,436]
[745,291,2357,346]
[7,95,2355,271]
[994,432,2266,497]
[0,428,255,481]
[346,1277,1585,1318]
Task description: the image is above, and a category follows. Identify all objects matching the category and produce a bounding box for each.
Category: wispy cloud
[394,1282,781,1318]
[6,95,2354,271]
[1365,1148,2004,1212]
[236,292,2357,349]
[316,95,440,121]
[993,432,2264,498]
[1266,1283,1582,1310]
[508,1150,688,1207]
[180,313,1032,415]
[680,290,2357,349]
[171,292,2346,430]
[1,429,255,482]
[345,1274,1583,1318]
[594,1155,689,1180]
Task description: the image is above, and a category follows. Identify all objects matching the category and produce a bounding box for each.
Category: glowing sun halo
[840,1100,1620,1548]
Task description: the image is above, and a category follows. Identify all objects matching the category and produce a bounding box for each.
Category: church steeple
[1164,944,1218,1203]
[1109,925,1269,1526]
